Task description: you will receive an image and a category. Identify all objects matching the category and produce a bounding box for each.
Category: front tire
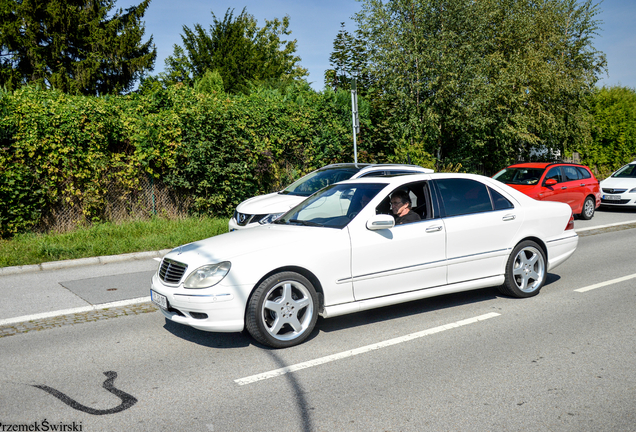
[246,272,318,348]
[499,241,546,298]
[580,196,595,220]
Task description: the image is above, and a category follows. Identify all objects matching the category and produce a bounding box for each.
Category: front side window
[373,180,433,225]
[435,179,493,217]
[544,167,563,184]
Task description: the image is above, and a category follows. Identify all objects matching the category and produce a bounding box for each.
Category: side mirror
[366,214,395,230]
[545,178,557,186]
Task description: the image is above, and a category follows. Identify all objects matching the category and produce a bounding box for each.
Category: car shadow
[162,319,252,349]
[318,274,562,335]
[161,273,562,348]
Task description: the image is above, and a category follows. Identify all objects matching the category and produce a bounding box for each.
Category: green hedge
[0,82,364,237]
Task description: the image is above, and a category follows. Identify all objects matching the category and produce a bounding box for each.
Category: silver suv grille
[159,258,188,285]
[234,211,268,226]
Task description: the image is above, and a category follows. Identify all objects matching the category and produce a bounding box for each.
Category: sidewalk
[0,249,170,326]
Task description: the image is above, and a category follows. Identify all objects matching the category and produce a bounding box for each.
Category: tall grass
[0,217,229,268]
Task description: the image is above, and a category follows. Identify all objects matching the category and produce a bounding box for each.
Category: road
[1,208,635,431]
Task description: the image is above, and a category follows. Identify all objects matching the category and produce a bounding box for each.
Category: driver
[390,190,421,225]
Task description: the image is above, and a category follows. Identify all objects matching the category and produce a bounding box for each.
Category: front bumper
[228,217,261,232]
[150,273,246,332]
[600,194,636,207]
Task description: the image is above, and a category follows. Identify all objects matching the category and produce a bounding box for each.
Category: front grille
[601,198,631,205]
[235,212,268,226]
[159,258,188,285]
[603,188,627,194]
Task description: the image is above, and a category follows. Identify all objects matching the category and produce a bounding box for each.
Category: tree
[162,8,307,94]
[354,0,606,173]
[324,23,372,95]
[585,86,636,175]
[0,0,156,95]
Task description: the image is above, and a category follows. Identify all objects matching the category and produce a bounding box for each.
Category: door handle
[561,186,567,190]
[502,214,516,221]
[425,225,443,233]
[580,183,585,187]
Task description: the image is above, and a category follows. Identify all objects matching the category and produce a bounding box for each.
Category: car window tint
[563,166,580,181]
[544,167,563,184]
[489,187,514,210]
[435,178,493,217]
[359,171,386,178]
[576,167,591,179]
[612,164,636,178]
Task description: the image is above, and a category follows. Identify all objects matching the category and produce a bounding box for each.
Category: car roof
[506,162,591,170]
[318,163,434,174]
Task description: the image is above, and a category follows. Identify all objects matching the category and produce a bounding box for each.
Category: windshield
[274,183,386,229]
[612,164,636,178]
[280,167,362,196]
[493,167,545,185]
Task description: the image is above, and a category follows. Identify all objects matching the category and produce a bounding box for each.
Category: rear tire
[580,196,595,220]
[498,241,546,298]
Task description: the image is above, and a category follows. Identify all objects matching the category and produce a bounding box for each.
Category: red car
[493,162,601,219]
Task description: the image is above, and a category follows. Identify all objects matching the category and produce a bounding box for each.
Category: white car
[599,160,636,208]
[228,163,433,231]
[151,173,578,348]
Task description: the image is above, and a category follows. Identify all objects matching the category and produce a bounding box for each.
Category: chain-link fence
[36,176,192,234]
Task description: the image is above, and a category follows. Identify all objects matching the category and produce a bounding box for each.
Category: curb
[0,249,172,276]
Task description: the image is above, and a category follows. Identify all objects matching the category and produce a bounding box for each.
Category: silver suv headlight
[184,262,231,289]
[259,212,284,224]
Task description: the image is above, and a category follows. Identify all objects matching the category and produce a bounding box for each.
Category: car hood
[163,224,317,269]
[235,191,305,215]
[600,177,636,189]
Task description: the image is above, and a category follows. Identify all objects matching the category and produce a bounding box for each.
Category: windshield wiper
[289,219,324,227]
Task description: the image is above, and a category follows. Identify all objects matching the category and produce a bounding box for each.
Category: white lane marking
[235,312,501,386]
[574,273,636,293]
[154,258,162,262]
[0,297,152,326]
[576,220,636,232]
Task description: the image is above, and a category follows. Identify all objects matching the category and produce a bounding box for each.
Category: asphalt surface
[1,208,635,332]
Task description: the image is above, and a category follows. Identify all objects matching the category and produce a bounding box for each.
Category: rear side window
[576,167,592,179]
[563,166,580,181]
[435,179,493,217]
[489,187,514,210]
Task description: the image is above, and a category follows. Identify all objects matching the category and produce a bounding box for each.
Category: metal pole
[351,78,359,164]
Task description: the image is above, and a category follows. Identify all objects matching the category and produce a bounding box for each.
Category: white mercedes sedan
[151,173,578,348]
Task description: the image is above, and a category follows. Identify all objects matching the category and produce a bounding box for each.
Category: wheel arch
[515,236,548,261]
[245,266,325,317]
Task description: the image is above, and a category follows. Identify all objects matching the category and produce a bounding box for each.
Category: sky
[118,0,636,91]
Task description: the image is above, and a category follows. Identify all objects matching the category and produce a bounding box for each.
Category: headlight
[629,187,636,193]
[259,212,284,224]
[184,262,231,289]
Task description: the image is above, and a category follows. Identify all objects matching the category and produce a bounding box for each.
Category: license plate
[151,290,168,309]
[603,194,621,200]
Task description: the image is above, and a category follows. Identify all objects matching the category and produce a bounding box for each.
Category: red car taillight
[565,213,574,231]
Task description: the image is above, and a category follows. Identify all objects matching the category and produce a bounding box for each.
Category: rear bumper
[546,233,579,271]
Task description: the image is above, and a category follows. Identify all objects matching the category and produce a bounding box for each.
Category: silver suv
[229,163,434,231]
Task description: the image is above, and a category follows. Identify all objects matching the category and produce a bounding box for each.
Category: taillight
[565,213,574,231]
